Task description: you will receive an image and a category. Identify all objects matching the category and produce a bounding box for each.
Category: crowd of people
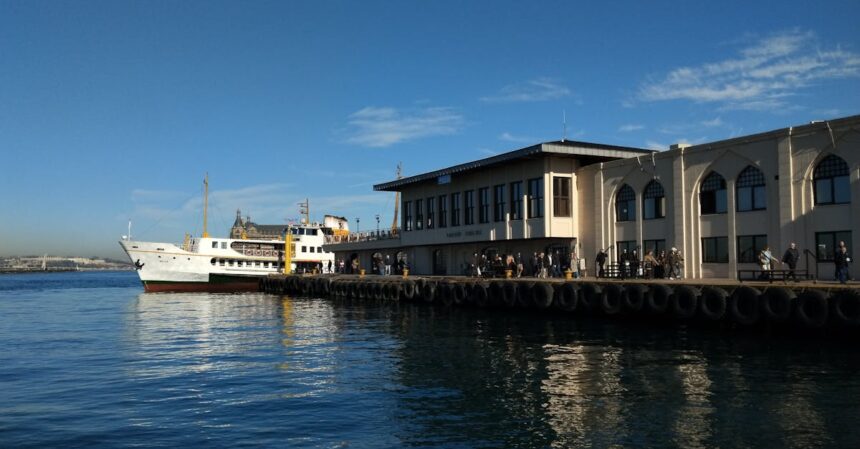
[595,247,685,280]
[467,251,583,279]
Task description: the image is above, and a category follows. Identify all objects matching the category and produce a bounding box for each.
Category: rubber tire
[699,286,728,321]
[420,281,436,304]
[517,282,535,308]
[648,284,672,314]
[452,283,467,306]
[401,281,416,301]
[502,282,518,308]
[532,283,554,309]
[795,290,829,329]
[580,283,602,311]
[762,287,796,323]
[831,289,860,327]
[473,283,490,308]
[601,284,624,315]
[488,281,505,308]
[556,282,578,312]
[671,285,700,320]
[623,284,647,313]
[730,286,761,326]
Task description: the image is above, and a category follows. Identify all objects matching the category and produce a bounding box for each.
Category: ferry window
[228,260,234,266]
[415,199,424,230]
[737,166,766,212]
[615,240,636,261]
[426,197,435,229]
[553,177,571,217]
[211,258,216,265]
[814,155,850,205]
[643,180,665,219]
[464,190,474,225]
[737,235,767,263]
[527,177,543,218]
[310,247,315,253]
[479,187,490,223]
[219,259,225,266]
[221,242,227,249]
[438,195,447,228]
[615,184,635,221]
[450,193,461,227]
[702,237,729,263]
[317,247,323,253]
[700,172,727,215]
[308,229,318,235]
[510,181,523,220]
[493,184,506,222]
[212,241,218,248]
[264,262,269,268]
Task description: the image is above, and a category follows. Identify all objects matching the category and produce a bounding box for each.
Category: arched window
[736,165,766,211]
[615,184,636,222]
[814,155,850,205]
[700,172,727,214]
[642,180,665,219]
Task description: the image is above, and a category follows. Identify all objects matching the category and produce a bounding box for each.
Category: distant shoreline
[0,268,134,275]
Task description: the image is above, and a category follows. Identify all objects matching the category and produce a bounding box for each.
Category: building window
[221,242,227,249]
[478,187,489,223]
[737,166,766,212]
[310,247,315,253]
[438,195,447,228]
[527,177,543,218]
[702,237,729,263]
[450,193,461,226]
[814,155,850,205]
[302,246,307,253]
[642,180,665,219]
[415,199,424,230]
[493,184,506,222]
[616,240,637,262]
[615,184,636,222]
[553,176,571,217]
[464,190,475,225]
[700,172,727,215]
[403,200,413,231]
[426,197,435,229]
[737,234,767,263]
[643,239,666,255]
[510,181,523,220]
[212,241,218,249]
[816,231,852,262]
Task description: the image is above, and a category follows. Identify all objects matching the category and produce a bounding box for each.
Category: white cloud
[618,124,644,132]
[477,147,499,156]
[481,77,572,103]
[498,132,534,143]
[700,117,723,127]
[645,140,667,151]
[344,106,464,148]
[638,29,860,110]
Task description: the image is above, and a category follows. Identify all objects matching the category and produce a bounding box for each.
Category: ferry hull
[142,276,261,293]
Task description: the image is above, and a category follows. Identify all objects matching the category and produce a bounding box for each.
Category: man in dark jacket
[596,249,607,278]
[834,241,851,284]
[782,242,799,280]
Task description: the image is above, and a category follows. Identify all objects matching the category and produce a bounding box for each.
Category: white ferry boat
[119,178,345,292]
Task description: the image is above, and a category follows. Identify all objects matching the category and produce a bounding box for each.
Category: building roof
[374,140,654,191]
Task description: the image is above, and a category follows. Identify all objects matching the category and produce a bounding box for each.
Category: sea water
[1,271,858,448]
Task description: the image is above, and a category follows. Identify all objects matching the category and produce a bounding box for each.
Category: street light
[356,217,360,234]
[375,214,380,236]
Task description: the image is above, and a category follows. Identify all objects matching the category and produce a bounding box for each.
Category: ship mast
[391,162,402,232]
[299,198,309,225]
[202,173,210,238]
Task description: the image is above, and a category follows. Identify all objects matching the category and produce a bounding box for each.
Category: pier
[260,274,860,337]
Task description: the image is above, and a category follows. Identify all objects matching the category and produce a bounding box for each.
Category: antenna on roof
[562,109,567,142]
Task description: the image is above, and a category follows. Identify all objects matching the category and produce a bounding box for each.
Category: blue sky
[1,0,858,259]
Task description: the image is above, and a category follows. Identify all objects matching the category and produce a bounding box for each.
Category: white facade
[326,115,860,280]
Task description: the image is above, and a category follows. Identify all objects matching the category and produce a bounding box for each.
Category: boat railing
[325,228,401,245]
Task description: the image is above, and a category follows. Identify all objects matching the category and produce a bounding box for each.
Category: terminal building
[324,115,859,280]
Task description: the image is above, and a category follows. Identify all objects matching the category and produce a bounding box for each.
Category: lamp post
[375,214,380,237]
[356,217,360,234]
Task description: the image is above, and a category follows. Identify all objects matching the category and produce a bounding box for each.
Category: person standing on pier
[834,240,851,284]
[758,245,779,280]
[596,249,607,278]
[782,242,799,281]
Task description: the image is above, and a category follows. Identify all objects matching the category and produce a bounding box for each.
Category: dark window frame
[438,194,447,228]
[552,176,571,217]
[616,184,636,222]
[464,190,474,225]
[813,155,851,206]
[736,165,767,212]
[415,199,424,230]
[426,197,435,229]
[527,177,544,218]
[700,172,727,215]
[642,180,665,220]
[402,201,412,231]
[478,187,489,223]
[702,236,729,263]
[493,184,506,222]
[510,181,523,220]
[736,234,767,263]
[451,192,461,227]
[815,230,852,262]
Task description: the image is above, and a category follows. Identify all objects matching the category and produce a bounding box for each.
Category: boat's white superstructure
[120,224,337,292]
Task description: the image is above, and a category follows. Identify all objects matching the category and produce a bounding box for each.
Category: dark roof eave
[374,140,653,191]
